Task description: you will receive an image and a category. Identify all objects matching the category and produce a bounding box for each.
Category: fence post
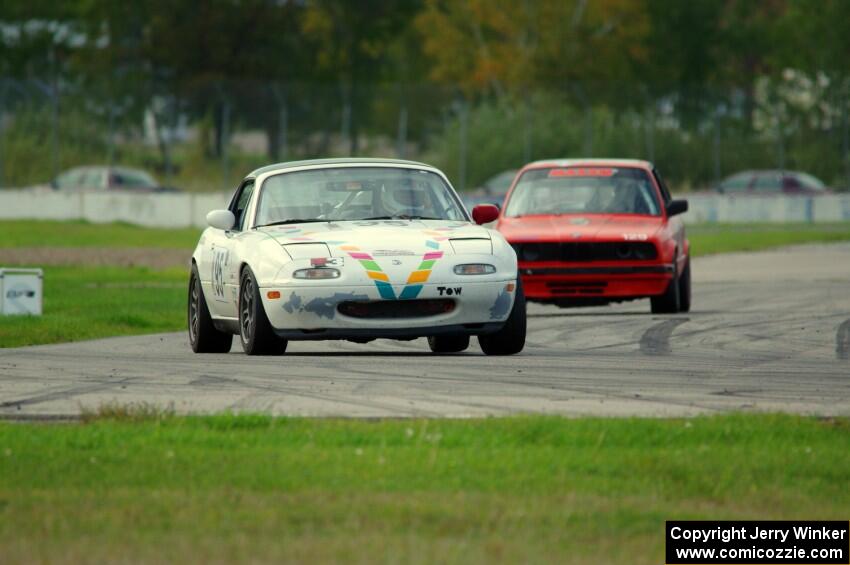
[48,46,61,182]
[279,101,289,161]
[107,105,116,166]
[396,100,408,159]
[0,87,4,188]
[644,105,655,162]
[341,81,352,155]
[457,98,468,192]
[221,97,230,191]
[523,92,532,164]
[841,81,850,190]
[713,112,722,186]
[272,83,289,161]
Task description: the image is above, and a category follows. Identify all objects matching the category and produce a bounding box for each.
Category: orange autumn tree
[416,0,650,105]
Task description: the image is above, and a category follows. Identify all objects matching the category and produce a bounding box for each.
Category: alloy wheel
[189,277,200,343]
[240,277,254,342]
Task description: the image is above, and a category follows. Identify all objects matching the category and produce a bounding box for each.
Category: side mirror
[666,199,688,217]
[206,209,236,231]
[472,204,500,225]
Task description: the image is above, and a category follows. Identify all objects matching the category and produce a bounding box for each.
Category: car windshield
[504,166,661,217]
[255,167,468,226]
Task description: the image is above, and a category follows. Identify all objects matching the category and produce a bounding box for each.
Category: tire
[239,267,288,356]
[188,264,232,353]
[650,259,681,314]
[478,279,527,356]
[428,334,470,353]
[677,257,691,313]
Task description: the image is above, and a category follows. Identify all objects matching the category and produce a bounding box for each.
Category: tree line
[1,0,849,189]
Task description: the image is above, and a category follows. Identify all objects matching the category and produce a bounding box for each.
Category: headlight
[453,263,496,275]
[615,244,633,259]
[293,268,340,280]
[633,243,657,260]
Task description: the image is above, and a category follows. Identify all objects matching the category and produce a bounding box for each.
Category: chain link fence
[2,76,849,194]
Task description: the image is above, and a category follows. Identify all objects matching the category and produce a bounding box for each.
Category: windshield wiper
[359,215,444,221]
[255,219,327,228]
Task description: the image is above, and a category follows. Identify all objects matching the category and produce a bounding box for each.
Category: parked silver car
[51,166,178,192]
[716,170,828,195]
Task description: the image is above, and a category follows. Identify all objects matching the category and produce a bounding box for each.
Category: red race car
[488,159,690,313]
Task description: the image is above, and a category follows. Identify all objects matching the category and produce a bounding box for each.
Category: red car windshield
[504,167,661,217]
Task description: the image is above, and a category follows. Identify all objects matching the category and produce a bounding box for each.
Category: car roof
[247,158,436,179]
[60,165,150,174]
[522,158,654,171]
[725,169,818,177]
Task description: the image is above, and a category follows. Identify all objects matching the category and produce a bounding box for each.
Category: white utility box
[0,268,43,316]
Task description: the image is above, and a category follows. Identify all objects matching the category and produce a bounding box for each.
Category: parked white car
[189,158,525,356]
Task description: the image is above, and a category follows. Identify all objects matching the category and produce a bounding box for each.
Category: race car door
[204,180,255,318]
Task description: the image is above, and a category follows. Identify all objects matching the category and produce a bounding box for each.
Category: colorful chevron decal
[344,243,444,300]
[399,250,443,299]
[344,249,396,299]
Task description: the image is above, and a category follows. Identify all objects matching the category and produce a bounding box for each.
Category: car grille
[337,299,455,319]
[546,281,608,295]
[511,242,657,262]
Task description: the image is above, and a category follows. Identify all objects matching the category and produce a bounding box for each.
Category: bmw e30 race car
[188,158,525,356]
[495,159,691,314]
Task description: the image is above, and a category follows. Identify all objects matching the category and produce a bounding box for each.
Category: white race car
[188,158,526,356]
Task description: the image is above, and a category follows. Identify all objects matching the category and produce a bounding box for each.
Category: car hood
[258,220,490,256]
[498,214,664,242]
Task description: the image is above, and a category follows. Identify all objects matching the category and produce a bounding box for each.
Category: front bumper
[519,263,675,300]
[260,279,516,335]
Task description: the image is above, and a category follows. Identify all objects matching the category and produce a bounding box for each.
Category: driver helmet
[610,177,638,212]
[382,182,430,216]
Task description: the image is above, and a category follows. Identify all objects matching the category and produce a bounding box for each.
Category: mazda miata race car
[495,159,691,314]
[188,158,525,355]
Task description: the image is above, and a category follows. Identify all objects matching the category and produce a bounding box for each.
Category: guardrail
[685,193,850,223]
[1,189,849,228]
[0,189,230,228]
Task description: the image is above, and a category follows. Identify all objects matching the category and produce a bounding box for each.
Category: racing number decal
[212,248,229,300]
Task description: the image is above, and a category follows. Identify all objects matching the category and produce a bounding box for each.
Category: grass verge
[0,413,847,564]
[0,219,201,248]
[0,265,185,348]
[687,222,850,256]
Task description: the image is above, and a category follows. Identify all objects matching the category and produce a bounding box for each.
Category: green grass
[0,220,201,248]
[0,266,185,348]
[0,413,847,564]
[687,222,850,256]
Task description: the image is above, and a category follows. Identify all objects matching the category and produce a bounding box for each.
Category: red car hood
[497,214,664,242]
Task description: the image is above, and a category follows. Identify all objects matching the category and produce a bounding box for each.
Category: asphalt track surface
[2,244,849,419]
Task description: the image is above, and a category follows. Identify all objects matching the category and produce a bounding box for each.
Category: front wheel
[188,264,232,353]
[239,268,288,356]
[650,261,681,314]
[677,257,691,313]
[478,280,526,356]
